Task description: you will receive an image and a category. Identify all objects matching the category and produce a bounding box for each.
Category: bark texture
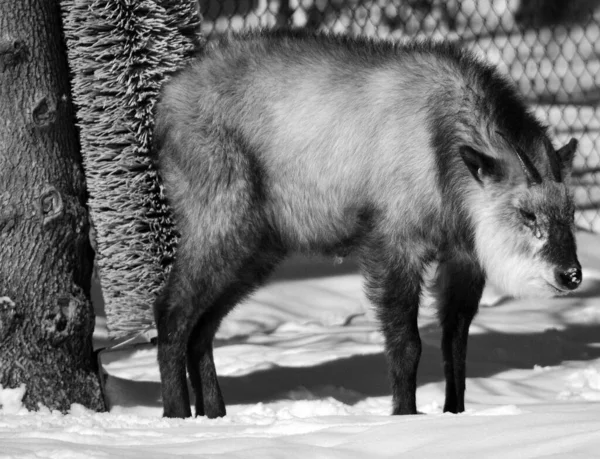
[0,0,105,412]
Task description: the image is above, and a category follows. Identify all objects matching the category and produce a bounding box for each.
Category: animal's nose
[555,266,582,291]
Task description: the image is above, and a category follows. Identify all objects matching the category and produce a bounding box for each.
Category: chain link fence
[199,0,600,232]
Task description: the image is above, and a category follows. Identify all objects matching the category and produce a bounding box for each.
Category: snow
[2,232,600,457]
[0,385,26,415]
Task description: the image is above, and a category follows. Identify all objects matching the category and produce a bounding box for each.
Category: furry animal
[152,29,581,419]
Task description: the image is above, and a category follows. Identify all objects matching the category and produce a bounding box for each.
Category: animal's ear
[459,146,502,185]
[556,138,578,174]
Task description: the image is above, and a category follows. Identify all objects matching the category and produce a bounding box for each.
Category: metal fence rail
[199,0,600,232]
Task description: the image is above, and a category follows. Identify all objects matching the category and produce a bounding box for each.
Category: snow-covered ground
[2,231,600,457]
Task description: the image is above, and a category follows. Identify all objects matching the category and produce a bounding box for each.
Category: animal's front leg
[435,259,484,413]
[361,249,424,415]
[384,291,422,415]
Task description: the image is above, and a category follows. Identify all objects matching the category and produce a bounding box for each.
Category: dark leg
[435,259,485,413]
[187,340,223,418]
[186,314,223,419]
[154,226,265,418]
[154,259,209,419]
[186,247,285,418]
[360,247,424,415]
[154,119,270,418]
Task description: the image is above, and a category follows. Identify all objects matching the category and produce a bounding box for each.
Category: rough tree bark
[0,0,105,412]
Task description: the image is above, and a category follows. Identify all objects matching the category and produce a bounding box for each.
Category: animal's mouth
[546,282,569,295]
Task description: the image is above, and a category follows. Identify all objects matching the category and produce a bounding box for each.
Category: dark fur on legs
[187,342,223,418]
[185,247,285,418]
[155,234,285,418]
[435,258,485,413]
[154,263,195,418]
[360,237,432,415]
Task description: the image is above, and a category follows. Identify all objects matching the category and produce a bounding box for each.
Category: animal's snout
[555,265,582,291]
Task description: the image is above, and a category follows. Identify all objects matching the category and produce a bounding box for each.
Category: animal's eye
[520,209,536,222]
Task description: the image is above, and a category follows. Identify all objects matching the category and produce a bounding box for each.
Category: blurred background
[198,0,600,231]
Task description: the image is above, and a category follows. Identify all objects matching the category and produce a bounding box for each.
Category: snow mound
[0,384,26,414]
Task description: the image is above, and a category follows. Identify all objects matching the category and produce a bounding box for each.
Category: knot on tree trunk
[0,38,28,72]
[0,201,18,233]
[43,295,78,345]
[32,96,57,127]
[39,185,64,226]
[0,296,19,341]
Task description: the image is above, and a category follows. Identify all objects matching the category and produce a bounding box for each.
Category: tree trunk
[0,0,105,412]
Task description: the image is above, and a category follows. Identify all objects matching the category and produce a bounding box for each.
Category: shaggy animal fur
[152,29,581,418]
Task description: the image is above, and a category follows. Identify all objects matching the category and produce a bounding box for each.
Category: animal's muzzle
[555,265,582,291]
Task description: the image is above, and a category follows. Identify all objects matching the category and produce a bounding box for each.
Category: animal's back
[153,29,583,421]
[155,31,466,251]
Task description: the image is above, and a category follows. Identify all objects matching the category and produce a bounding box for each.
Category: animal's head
[461,133,581,298]
[423,42,581,297]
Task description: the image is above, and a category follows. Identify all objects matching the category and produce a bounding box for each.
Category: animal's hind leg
[155,170,265,417]
[186,310,223,418]
[360,244,425,415]
[187,247,285,418]
[154,258,204,419]
[435,259,484,413]
[155,235,263,418]
[154,117,269,418]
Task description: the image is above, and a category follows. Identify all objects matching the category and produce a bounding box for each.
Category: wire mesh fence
[199,0,600,232]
